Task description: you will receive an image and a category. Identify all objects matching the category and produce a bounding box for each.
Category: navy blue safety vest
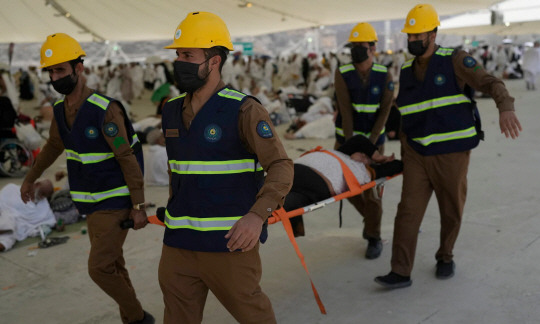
[161,88,265,252]
[396,47,480,155]
[335,63,387,146]
[53,92,143,215]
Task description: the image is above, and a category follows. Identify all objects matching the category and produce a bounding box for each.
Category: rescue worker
[20,33,154,324]
[333,22,394,259]
[375,4,522,289]
[158,12,293,324]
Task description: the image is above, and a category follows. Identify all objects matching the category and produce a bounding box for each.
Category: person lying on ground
[0,180,55,252]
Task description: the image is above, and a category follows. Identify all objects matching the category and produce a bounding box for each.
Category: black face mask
[51,73,78,95]
[351,46,369,63]
[173,59,210,93]
[408,39,429,57]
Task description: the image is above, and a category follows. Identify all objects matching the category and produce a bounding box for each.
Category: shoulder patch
[256,121,273,139]
[463,56,477,68]
[113,136,127,149]
[388,81,395,91]
[104,122,119,137]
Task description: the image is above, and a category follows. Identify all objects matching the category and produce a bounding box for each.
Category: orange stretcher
[134,147,401,315]
[267,147,401,314]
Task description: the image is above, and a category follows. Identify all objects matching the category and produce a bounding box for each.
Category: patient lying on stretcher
[283,135,403,237]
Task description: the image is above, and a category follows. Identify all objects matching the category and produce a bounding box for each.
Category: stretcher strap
[270,148,393,314]
[273,208,327,314]
[148,215,164,226]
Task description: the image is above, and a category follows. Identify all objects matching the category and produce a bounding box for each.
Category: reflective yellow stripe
[217,88,246,101]
[352,103,379,113]
[168,93,187,102]
[66,135,140,164]
[339,64,354,74]
[87,93,110,110]
[66,150,114,164]
[164,209,242,231]
[335,127,385,138]
[71,186,130,203]
[436,47,454,56]
[402,59,414,69]
[412,126,477,146]
[398,94,471,116]
[169,159,261,174]
[372,64,387,73]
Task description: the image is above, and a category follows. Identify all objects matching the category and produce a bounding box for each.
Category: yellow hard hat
[348,22,378,43]
[40,33,86,68]
[164,12,234,50]
[401,4,440,34]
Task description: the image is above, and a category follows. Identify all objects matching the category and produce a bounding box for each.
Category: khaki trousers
[158,243,276,324]
[87,209,144,323]
[347,144,384,241]
[391,140,470,276]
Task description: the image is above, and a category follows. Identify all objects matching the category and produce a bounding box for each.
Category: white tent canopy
[0,0,499,43]
[440,0,540,35]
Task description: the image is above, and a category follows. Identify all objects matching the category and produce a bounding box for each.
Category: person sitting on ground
[143,128,168,186]
[283,134,402,243]
[0,179,55,252]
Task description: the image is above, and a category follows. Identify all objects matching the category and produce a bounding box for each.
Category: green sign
[233,42,253,55]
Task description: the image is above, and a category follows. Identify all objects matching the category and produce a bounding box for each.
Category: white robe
[0,184,56,251]
[144,145,169,186]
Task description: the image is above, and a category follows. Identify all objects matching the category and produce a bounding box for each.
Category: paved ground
[1,79,539,323]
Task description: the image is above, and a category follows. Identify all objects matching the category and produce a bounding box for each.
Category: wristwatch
[133,203,146,211]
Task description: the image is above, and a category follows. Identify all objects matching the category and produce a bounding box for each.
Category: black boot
[435,260,455,279]
[129,311,155,324]
[374,272,412,289]
[365,238,382,259]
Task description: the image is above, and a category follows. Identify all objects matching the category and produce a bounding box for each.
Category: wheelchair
[0,131,34,178]
[0,97,35,178]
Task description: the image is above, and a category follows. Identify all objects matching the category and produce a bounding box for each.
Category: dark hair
[203,46,229,73]
[68,56,84,71]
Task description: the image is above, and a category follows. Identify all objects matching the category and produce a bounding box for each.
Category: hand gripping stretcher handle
[120,207,166,229]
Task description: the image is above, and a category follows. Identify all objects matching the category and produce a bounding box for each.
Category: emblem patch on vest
[85,126,99,139]
[371,85,381,95]
[103,122,119,137]
[463,56,477,68]
[434,74,446,86]
[387,81,395,91]
[204,124,222,142]
[256,121,273,139]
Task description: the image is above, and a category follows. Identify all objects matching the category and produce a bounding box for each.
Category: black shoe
[365,239,382,259]
[129,311,155,324]
[436,260,455,279]
[374,272,412,289]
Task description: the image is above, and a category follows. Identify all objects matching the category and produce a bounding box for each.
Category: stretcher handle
[120,207,166,229]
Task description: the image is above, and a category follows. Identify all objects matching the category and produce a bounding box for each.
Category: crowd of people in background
[2,38,538,140]
[0,37,536,252]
